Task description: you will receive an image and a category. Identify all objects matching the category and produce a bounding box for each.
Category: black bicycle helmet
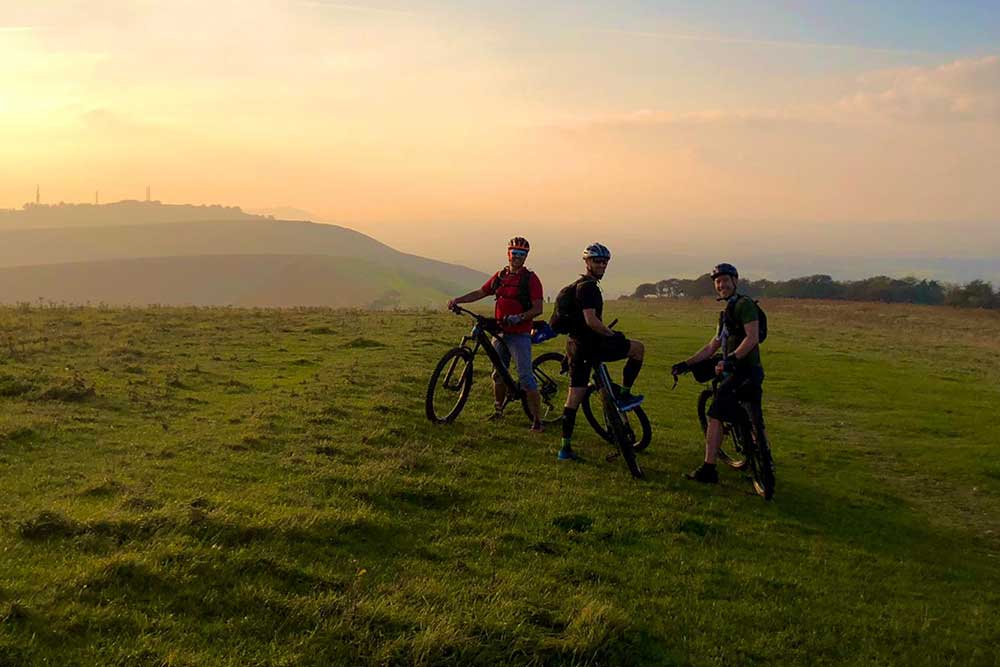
[582,243,611,260]
[508,237,530,251]
[710,263,738,280]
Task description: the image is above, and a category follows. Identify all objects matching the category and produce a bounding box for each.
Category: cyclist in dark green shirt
[671,263,765,484]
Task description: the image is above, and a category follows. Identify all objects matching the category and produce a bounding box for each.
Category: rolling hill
[0,218,487,308]
[0,255,466,308]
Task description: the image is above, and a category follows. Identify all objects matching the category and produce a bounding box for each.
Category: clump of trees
[632,274,1000,309]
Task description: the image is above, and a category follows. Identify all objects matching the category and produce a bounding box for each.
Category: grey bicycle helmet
[582,243,611,260]
[710,262,738,280]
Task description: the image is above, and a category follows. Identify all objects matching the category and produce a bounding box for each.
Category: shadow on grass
[766,475,972,564]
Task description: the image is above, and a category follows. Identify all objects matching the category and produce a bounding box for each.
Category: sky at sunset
[2,1,999,268]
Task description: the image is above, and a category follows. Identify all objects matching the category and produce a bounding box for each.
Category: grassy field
[0,299,998,666]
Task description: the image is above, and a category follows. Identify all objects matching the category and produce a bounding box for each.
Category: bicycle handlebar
[450,305,501,333]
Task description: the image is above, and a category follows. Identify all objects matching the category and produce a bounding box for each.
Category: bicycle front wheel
[426,347,474,424]
[583,385,652,451]
[528,352,568,424]
[603,395,643,479]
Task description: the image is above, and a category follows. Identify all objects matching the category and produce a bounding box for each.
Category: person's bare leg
[705,418,723,464]
[565,386,586,410]
[526,389,543,426]
[493,381,507,411]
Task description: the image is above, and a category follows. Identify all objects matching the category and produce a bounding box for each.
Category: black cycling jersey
[569,278,603,342]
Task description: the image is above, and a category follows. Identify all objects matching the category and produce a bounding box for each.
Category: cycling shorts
[568,332,632,387]
[707,367,765,427]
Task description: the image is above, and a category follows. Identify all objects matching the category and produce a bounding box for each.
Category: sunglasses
[590,258,609,265]
[509,249,528,257]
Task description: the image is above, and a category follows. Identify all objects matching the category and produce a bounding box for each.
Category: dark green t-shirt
[716,296,763,369]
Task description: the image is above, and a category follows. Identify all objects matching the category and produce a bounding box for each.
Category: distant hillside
[0,219,484,285]
[0,217,487,308]
[0,201,264,229]
[0,255,468,308]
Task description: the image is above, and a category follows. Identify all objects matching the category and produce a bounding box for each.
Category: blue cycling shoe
[617,393,644,412]
[557,447,581,462]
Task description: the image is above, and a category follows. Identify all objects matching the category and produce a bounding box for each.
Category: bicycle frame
[450,307,524,404]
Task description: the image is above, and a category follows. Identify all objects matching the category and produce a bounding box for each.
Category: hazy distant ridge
[0,216,487,307]
[0,201,264,229]
[0,255,468,308]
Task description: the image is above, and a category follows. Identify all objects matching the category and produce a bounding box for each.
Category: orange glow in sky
[2,2,999,257]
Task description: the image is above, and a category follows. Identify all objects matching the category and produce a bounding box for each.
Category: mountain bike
[425,306,565,424]
[688,371,775,500]
[533,322,649,479]
[590,358,645,479]
[530,352,652,455]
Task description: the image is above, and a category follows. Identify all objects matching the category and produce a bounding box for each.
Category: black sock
[703,462,716,469]
[623,358,643,389]
[562,406,578,440]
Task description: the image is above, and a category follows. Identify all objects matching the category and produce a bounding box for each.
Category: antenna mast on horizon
[35,185,40,205]
[95,190,99,205]
[146,185,150,202]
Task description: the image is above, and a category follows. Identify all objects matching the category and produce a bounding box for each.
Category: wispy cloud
[564,55,1000,130]
[579,28,929,56]
[840,55,1000,121]
[0,26,35,33]
[298,1,416,17]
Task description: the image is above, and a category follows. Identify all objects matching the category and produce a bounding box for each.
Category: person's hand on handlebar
[446,298,459,312]
[670,361,690,377]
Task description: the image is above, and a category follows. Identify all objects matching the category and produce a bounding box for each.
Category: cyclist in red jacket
[447,237,546,431]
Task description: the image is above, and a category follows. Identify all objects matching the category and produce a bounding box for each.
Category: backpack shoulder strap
[518,269,534,310]
[726,293,751,315]
[723,295,745,334]
[490,267,509,294]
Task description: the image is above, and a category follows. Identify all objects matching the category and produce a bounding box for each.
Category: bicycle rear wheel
[603,393,643,479]
[426,347,474,424]
[528,352,568,424]
[584,385,652,451]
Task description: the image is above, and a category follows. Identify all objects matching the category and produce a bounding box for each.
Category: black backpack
[721,295,768,343]
[490,268,535,311]
[549,276,595,334]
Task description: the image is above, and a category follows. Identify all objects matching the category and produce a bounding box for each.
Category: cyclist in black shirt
[558,243,645,461]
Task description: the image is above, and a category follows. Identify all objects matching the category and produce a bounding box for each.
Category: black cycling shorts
[568,333,632,387]
[707,368,765,426]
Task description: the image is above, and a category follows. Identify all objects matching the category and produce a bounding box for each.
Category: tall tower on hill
[35,185,39,205]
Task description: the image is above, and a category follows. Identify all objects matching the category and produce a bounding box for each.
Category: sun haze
[2,1,999,269]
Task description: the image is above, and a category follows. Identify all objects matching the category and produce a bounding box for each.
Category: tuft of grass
[34,373,96,402]
[17,511,82,540]
[343,337,386,349]
[0,374,34,398]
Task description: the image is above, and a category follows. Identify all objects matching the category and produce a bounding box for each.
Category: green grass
[0,300,998,666]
